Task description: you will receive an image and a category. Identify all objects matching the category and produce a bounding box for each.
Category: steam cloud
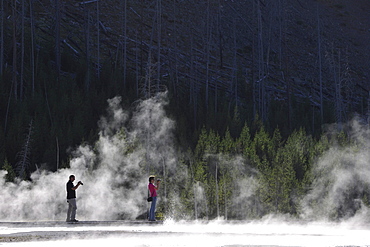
[300,118,370,222]
[1,93,370,223]
[0,92,177,221]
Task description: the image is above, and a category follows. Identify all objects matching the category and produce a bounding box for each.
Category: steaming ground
[0,93,178,221]
[1,219,370,247]
[2,94,370,246]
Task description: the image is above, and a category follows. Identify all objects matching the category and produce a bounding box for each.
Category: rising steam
[1,94,370,223]
[300,118,370,222]
[0,92,177,221]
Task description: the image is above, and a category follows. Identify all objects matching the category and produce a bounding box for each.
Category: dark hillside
[0,0,369,173]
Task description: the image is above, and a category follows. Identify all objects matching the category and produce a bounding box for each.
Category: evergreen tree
[2,158,16,182]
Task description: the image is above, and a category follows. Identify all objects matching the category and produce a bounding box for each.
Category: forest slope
[0,0,369,173]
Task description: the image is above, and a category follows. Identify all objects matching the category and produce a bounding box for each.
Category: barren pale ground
[1,220,370,247]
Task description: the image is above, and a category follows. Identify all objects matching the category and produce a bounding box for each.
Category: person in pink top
[148,176,160,221]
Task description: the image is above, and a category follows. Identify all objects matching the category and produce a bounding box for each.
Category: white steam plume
[0,92,176,221]
[300,118,370,221]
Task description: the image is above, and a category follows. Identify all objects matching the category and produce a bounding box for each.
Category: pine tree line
[159,122,370,220]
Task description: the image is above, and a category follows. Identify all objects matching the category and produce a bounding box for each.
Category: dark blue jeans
[149,196,157,220]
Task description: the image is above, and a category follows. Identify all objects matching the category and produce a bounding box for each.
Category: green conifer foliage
[2,158,16,182]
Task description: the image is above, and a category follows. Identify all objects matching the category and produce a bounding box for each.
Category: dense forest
[0,0,370,220]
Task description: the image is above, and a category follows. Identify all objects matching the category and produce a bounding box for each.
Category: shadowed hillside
[0,0,369,172]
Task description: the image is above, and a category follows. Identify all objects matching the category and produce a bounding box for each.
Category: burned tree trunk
[0,0,3,76]
[30,0,36,94]
[12,0,18,100]
[55,0,61,79]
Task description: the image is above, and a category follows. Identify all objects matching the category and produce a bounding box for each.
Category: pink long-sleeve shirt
[148,183,157,197]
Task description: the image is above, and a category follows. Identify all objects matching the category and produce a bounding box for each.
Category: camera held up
[78,181,84,185]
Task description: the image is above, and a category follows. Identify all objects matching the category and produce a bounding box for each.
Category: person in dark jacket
[66,175,83,222]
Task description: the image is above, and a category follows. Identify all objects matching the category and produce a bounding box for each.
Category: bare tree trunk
[217,0,223,69]
[215,0,222,113]
[85,5,90,91]
[205,0,210,111]
[232,18,237,110]
[215,162,219,218]
[333,48,342,127]
[280,0,291,131]
[367,92,370,126]
[139,2,144,80]
[156,0,161,91]
[278,0,283,70]
[144,54,154,98]
[30,0,36,94]
[4,84,13,134]
[55,0,61,80]
[12,0,18,100]
[252,0,257,118]
[257,0,265,121]
[20,0,25,99]
[135,30,139,97]
[190,34,197,129]
[147,0,157,94]
[0,0,3,76]
[317,4,323,125]
[172,0,178,99]
[122,0,127,85]
[56,137,59,170]
[224,174,227,219]
[96,0,100,79]
[193,182,198,219]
